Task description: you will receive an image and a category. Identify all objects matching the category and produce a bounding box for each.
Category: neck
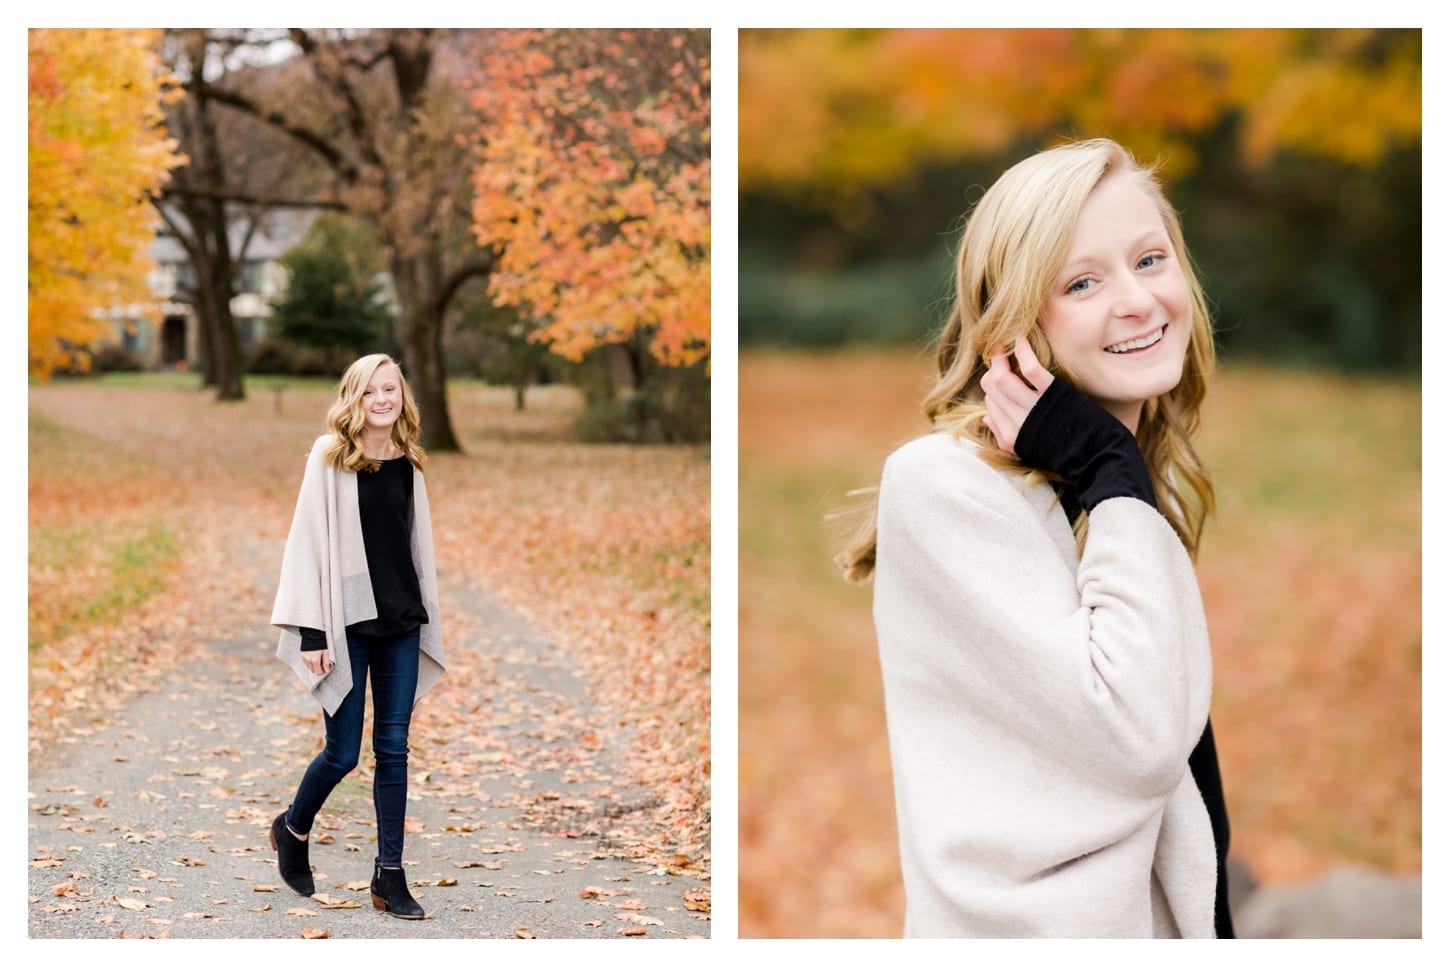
[361,428,395,455]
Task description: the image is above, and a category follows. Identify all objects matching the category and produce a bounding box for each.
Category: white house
[114,207,317,369]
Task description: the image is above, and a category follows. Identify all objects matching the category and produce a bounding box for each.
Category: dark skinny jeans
[286,627,420,867]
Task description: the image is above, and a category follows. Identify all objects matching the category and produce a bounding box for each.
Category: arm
[298,628,332,677]
[876,442,1211,796]
[887,335,1207,793]
[272,438,336,677]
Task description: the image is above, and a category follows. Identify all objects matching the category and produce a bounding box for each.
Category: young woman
[839,139,1233,938]
[269,353,446,920]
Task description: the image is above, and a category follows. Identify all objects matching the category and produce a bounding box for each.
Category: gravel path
[28,514,709,940]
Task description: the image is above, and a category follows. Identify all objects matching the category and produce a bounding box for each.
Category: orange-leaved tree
[28,28,184,379]
[467,28,710,367]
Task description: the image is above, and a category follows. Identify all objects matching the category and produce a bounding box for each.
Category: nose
[1113,273,1155,318]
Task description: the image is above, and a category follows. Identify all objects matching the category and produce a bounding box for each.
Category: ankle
[286,822,308,841]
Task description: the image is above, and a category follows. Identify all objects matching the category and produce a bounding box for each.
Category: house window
[239,260,264,294]
[175,261,196,294]
[238,317,262,350]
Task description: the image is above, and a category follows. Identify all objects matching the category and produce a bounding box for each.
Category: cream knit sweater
[271,434,445,715]
[873,432,1216,938]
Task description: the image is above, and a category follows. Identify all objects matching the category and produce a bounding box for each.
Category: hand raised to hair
[986,336,1159,513]
[981,335,1055,457]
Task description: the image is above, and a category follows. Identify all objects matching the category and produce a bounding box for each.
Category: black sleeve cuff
[1015,378,1157,512]
[299,627,327,652]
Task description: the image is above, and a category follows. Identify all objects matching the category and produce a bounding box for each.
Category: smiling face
[1038,171,1192,433]
[361,362,403,435]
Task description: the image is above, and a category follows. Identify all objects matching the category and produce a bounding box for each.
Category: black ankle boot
[371,863,424,919]
[269,811,315,896]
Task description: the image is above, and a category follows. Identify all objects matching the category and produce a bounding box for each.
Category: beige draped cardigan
[873,431,1216,938]
[271,434,445,715]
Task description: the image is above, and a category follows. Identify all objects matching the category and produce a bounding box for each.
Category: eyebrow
[1058,227,1171,276]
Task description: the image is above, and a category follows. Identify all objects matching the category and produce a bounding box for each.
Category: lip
[1104,324,1168,355]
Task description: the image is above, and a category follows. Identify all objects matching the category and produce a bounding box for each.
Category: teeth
[1106,326,1165,354]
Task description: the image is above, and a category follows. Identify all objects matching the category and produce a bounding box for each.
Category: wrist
[1015,379,1156,511]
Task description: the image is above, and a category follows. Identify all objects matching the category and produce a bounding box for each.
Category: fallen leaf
[515,926,536,939]
[286,907,319,917]
[115,897,149,911]
[619,926,647,936]
[252,884,277,893]
[300,928,331,939]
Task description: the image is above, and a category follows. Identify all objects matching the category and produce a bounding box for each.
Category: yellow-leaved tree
[29,28,184,378]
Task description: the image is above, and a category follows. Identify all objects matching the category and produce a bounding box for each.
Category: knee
[372,728,411,766]
[321,743,361,776]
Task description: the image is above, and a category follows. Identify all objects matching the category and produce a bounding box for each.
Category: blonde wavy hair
[323,353,427,474]
[838,138,1215,583]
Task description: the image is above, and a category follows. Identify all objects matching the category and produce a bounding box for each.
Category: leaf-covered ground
[28,378,710,938]
[739,347,1420,938]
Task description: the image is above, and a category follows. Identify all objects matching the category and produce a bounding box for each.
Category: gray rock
[1233,865,1421,939]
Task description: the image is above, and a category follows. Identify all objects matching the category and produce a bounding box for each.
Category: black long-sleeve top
[299,456,428,649]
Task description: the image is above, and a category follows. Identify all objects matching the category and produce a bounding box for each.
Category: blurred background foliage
[738,27,1422,939]
[739,27,1420,371]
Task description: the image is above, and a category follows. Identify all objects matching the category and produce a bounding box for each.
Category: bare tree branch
[160,185,347,211]
[434,253,497,318]
[187,76,361,183]
[287,29,386,175]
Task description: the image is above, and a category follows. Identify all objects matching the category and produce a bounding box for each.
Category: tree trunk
[393,254,460,452]
[176,29,246,401]
[196,299,216,384]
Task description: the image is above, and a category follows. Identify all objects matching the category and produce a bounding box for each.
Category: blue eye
[1066,277,1092,294]
[1138,252,1165,270]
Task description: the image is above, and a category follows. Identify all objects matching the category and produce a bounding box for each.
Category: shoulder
[879,432,1050,532]
[301,435,346,479]
[882,432,1001,496]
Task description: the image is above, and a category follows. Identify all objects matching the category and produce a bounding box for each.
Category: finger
[1014,335,1054,392]
[988,350,1039,409]
[986,354,1038,428]
[982,411,1015,456]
